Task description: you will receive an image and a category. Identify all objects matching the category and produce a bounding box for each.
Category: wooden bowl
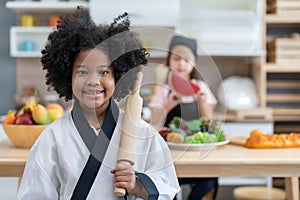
[2,124,47,148]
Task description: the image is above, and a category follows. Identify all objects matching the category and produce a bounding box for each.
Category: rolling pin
[114,71,143,196]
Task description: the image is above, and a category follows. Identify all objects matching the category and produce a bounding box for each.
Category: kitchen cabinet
[89,0,179,58]
[7,0,265,58]
[177,0,264,56]
[10,26,53,57]
[259,0,300,133]
[90,0,179,27]
[9,0,296,123]
[6,1,89,58]
[7,0,180,58]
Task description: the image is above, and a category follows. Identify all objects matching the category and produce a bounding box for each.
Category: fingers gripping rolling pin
[114,72,143,196]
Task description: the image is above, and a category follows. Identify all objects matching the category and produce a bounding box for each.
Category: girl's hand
[195,91,213,118]
[164,92,180,112]
[112,162,136,194]
[196,91,207,103]
[111,162,148,199]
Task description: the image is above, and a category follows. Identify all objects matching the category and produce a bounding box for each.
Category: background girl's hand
[195,91,213,118]
[164,92,180,112]
[196,91,207,103]
[112,162,136,194]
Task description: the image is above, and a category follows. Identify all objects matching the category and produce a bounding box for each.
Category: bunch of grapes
[158,117,225,144]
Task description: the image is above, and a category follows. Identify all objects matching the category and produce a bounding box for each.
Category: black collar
[71,98,119,160]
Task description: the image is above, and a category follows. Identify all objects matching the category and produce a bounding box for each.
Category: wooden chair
[233,186,286,200]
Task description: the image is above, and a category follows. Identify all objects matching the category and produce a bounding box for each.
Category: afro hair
[41,7,148,101]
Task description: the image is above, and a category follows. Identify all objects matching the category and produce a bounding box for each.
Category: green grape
[193,131,204,143]
[184,135,195,144]
[169,117,182,128]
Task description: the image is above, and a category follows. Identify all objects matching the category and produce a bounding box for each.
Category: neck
[80,101,110,128]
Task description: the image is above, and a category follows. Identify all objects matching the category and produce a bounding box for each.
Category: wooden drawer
[269,0,300,15]
[226,108,273,121]
[266,72,300,120]
[267,34,300,65]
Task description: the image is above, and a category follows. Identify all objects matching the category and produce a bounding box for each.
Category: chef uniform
[17,100,180,200]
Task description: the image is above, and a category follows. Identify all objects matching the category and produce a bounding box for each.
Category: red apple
[158,127,172,141]
[15,113,34,125]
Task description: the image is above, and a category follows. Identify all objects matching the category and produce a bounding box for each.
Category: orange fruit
[166,132,184,143]
[4,112,16,124]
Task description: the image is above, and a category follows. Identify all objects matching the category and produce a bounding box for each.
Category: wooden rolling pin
[114,72,143,196]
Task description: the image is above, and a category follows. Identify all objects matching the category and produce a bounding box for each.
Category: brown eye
[77,70,88,75]
[99,70,109,75]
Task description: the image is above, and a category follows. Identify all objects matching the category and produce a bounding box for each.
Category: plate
[167,139,230,151]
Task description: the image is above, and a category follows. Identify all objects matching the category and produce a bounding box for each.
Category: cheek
[101,77,115,90]
[72,76,85,94]
[187,65,194,73]
[169,60,178,69]
[106,80,114,89]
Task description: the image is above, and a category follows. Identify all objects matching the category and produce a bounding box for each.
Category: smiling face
[72,48,115,113]
[169,45,196,80]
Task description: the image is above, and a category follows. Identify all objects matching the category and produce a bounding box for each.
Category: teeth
[85,90,102,95]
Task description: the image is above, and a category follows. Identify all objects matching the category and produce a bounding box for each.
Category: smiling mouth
[84,90,104,98]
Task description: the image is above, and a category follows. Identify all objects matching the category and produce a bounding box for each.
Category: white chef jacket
[17,110,180,200]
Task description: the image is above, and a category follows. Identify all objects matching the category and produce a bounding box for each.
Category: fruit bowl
[2,124,47,148]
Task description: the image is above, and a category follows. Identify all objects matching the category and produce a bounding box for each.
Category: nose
[178,58,186,68]
[87,73,100,86]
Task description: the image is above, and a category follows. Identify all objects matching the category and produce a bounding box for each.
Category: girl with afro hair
[17,7,180,200]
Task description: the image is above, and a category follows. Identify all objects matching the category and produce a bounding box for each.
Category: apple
[31,104,51,125]
[46,103,64,113]
[46,103,64,122]
[15,113,34,125]
[158,127,172,141]
[47,108,64,122]
[23,101,36,114]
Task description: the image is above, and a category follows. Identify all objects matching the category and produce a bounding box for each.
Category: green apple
[46,103,64,122]
[32,104,51,125]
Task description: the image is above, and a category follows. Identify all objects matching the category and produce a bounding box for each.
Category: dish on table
[167,139,230,151]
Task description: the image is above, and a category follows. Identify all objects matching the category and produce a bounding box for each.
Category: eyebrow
[75,64,109,69]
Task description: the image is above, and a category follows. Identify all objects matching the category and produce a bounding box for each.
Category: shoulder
[196,80,209,88]
[196,80,213,94]
[32,112,73,148]
[154,64,169,84]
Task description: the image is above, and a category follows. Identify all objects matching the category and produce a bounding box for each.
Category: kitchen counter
[0,139,299,200]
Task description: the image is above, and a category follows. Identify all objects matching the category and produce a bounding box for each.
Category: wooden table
[0,140,299,199]
[171,143,300,200]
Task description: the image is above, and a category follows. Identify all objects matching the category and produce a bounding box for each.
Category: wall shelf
[263,63,300,72]
[5,1,89,13]
[266,14,300,24]
[10,26,53,58]
[177,0,264,57]
[90,0,179,27]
